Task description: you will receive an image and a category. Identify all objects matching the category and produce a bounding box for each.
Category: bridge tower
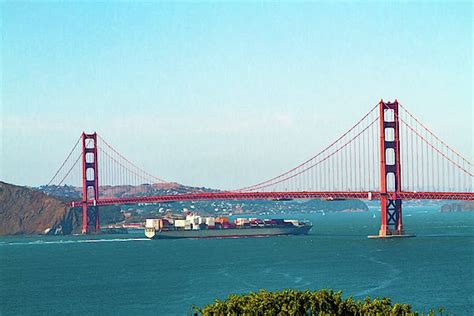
[81,132,100,234]
[378,100,404,237]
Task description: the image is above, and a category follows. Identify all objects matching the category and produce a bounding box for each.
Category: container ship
[144,214,312,239]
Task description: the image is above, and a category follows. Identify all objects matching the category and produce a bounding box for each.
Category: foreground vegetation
[192,289,443,315]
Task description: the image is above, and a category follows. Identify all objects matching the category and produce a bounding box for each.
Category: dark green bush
[191,289,439,316]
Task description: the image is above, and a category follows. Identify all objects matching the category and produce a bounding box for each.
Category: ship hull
[148,225,311,239]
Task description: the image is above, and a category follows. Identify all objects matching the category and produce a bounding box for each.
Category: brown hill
[0,181,79,235]
[40,182,213,201]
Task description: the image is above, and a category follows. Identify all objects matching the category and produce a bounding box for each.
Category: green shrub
[191,289,439,316]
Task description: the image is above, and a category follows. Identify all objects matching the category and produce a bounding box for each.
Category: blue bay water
[1,207,473,315]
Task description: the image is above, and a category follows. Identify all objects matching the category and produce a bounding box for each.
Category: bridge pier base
[368,200,414,238]
[81,203,88,235]
[94,206,100,233]
[378,195,405,237]
[80,204,101,235]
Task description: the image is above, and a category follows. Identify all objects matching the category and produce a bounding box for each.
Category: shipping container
[216,217,230,224]
[235,218,249,225]
[205,217,215,226]
[174,219,187,227]
[145,219,161,229]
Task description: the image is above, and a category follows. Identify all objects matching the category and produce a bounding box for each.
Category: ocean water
[1,207,473,315]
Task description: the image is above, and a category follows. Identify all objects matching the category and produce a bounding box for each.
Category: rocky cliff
[0,181,78,235]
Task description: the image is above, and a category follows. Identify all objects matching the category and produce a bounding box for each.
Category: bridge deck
[71,191,474,207]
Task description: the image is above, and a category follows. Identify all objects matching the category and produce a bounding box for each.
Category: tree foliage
[191,289,439,316]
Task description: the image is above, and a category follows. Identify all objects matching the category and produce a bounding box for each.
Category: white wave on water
[261,269,310,288]
[354,256,401,297]
[1,238,150,246]
[77,238,149,243]
[217,269,257,288]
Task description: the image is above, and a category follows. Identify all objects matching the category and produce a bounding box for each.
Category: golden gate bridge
[47,100,474,237]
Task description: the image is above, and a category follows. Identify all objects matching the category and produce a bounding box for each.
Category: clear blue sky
[1,1,472,189]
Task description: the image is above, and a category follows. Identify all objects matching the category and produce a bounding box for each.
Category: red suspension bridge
[47,100,473,237]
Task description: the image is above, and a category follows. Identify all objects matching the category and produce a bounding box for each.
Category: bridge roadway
[71,191,474,207]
